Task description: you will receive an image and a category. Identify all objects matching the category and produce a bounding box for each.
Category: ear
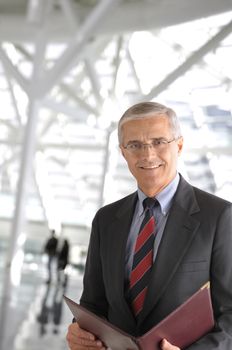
[177,137,184,155]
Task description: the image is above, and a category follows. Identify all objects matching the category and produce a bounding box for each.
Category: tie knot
[143,197,157,210]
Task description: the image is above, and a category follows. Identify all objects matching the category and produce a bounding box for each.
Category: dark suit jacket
[80,175,232,349]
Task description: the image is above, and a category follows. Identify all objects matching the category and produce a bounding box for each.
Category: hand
[161,339,181,350]
[66,322,105,350]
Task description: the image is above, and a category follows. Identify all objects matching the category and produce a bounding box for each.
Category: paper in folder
[64,283,214,350]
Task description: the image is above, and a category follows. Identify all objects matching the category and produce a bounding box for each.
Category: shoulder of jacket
[97,191,137,214]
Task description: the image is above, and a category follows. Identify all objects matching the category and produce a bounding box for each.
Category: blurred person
[44,229,58,284]
[57,237,70,287]
[66,101,232,350]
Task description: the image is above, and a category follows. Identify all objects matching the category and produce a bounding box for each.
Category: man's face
[120,115,183,197]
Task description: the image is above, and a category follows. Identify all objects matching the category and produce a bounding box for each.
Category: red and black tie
[129,197,157,317]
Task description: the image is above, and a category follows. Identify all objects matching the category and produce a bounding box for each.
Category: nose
[139,144,157,160]
[141,144,153,151]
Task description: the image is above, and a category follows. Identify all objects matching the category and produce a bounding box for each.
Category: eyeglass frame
[122,137,180,153]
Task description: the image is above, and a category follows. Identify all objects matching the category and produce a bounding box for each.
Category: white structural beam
[59,0,80,32]
[26,0,49,24]
[0,4,54,348]
[42,97,90,121]
[36,0,122,98]
[35,153,62,232]
[5,75,22,125]
[144,19,232,100]
[0,1,231,42]
[111,36,123,95]
[59,83,99,115]
[84,58,104,108]
[0,99,40,350]
[28,0,54,92]
[126,46,142,93]
[8,1,53,256]
[0,46,29,93]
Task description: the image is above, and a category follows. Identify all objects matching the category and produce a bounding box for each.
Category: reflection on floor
[0,254,84,350]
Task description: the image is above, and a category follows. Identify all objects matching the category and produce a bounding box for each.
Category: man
[66,102,232,349]
[44,229,58,283]
[57,237,70,286]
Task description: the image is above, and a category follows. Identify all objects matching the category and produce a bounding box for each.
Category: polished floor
[0,252,83,350]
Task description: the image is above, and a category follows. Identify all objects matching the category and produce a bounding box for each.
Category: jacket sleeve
[79,212,109,319]
[186,203,232,349]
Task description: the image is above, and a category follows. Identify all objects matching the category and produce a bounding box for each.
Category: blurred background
[0,0,232,349]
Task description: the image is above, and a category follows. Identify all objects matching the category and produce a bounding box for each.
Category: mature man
[66,102,232,349]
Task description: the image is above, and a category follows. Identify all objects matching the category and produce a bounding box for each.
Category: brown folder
[64,283,214,350]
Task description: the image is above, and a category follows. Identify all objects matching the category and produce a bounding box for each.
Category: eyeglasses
[123,138,177,154]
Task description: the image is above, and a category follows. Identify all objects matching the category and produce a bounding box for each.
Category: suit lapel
[138,177,201,325]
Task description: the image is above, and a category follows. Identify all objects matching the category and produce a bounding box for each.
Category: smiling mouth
[140,164,162,169]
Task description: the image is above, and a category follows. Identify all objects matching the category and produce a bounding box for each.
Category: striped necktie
[129,197,157,317]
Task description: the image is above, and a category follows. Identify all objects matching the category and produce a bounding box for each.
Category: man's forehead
[121,115,170,133]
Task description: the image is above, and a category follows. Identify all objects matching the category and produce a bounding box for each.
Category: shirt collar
[137,173,180,216]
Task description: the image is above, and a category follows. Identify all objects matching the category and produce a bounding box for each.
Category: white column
[0,99,40,350]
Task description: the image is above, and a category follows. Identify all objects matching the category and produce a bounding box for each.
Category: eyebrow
[127,137,167,143]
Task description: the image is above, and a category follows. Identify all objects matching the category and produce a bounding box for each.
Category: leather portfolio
[64,283,214,350]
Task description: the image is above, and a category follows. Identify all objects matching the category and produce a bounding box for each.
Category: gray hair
[118,101,182,144]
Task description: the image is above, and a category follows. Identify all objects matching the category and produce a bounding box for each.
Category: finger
[66,323,105,349]
[68,323,96,341]
[161,338,180,350]
[67,344,104,350]
[67,343,105,350]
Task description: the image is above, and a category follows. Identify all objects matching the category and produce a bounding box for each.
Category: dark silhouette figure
[57,238,70,287]
[38,233,70,335]
[44,229,58,283]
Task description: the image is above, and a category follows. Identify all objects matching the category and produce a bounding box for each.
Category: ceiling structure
[0,0,232,263]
